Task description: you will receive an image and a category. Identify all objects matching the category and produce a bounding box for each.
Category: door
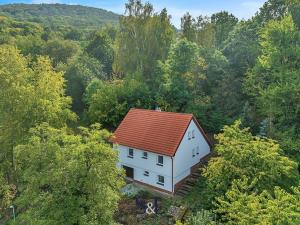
[123,165,134,179]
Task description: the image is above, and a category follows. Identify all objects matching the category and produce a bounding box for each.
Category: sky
[0,0,267,27]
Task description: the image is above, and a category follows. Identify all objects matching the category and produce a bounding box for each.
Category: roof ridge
[130,108,193,117]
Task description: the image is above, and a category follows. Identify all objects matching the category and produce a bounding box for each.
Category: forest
[0,0,300,224]
[0,3,119,32]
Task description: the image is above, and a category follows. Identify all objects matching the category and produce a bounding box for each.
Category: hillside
[0,3,120,31]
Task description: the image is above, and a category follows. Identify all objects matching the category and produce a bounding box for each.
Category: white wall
[173,120,210,185]
[115,119,210,193]
[115,145,173,192]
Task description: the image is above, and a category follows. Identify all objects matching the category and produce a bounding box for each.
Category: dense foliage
[0,45,75,181]
[15,124,124,225]
[215,179,300,224]
[204,121,298,197]
[0,0,300,224]
[114,1,174,82]
[245,15,300,162]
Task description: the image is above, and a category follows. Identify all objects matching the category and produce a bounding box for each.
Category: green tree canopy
[64,54,105,115]
[86,31,114,77]
[216,178,300,224]
[114,0,174,82]
[0,45,75,182]
[181,12,197,42]
[180,14,216,48]
[0,172,14,220]
[157,39,204,112]
[15,123,124,225]
[85,77,152,128]
[203,121,298,197]
[211,11,238,48]
[245,15,300,162]
[43,39,80,67]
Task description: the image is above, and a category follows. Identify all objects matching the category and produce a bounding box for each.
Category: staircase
[175,171,201,197]
[175,154,211,197]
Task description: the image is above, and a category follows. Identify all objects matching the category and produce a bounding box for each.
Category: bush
[185,210,216,225]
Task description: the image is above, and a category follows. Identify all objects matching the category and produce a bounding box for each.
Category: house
[113,108,211,194]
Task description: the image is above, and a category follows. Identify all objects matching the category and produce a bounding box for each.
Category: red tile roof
[113,108,210,156]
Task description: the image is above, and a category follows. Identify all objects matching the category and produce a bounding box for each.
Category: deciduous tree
[245,15,300,162]
[203,121,298,196]
[86,77,152,128]
[64,54,105,115]
[114,0,174,83]
[216,178,300,224]
[211,11,238,48]
[0,45,75,182]
[86,31,114,77]
[157,39,204,112]
[15,123,124,225]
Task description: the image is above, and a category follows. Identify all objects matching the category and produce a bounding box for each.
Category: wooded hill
[0,3,119,31]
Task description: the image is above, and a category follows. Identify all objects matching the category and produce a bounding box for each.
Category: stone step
[183,182,194,188]
[181,185,193,192]
[192,171,201,176]
[176,189,189,196]
[182,183,193,189]
[187,177,197,181]
[175,191,185,197]
[186,180,197,186]
[191,174,200,179]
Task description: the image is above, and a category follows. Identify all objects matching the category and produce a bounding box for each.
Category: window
[188,131,191,140]
[157,155,163,166]
[192,130,195,139]
[144,171,149,176]
[157,175,164,185]
[192,148,195,157]
[128,148,134,158]
[142,152,148,159]
[197,146,199,155]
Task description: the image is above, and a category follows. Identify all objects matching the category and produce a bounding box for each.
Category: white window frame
[157,155,163,166]
[144,171,149,176]
[157,175,164,186]
[197,146,200,155]
[192,148,195,157]
[188,131,191,140]
[128,148,134,158]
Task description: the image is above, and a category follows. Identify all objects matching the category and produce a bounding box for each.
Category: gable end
[172,116,212,157]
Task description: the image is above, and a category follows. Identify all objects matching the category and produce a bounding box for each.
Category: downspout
[171,156,174,193]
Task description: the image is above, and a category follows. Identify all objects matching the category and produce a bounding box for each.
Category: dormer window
[157,155,163,166]
[142,151,148,159]
[188,131,191,140]
[192,130,195,139]
[128,148,134,158]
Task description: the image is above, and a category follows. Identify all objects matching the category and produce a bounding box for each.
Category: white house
[113,108,211,194]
